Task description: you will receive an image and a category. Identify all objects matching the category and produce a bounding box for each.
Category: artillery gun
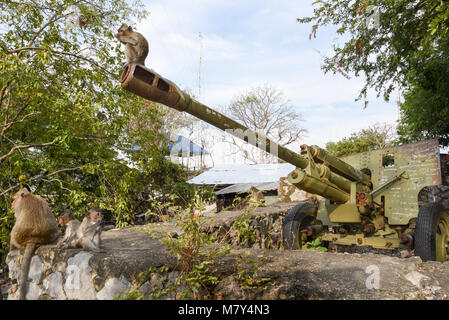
[120,63,448,262]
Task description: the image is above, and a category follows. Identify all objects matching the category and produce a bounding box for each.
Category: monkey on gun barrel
[115,23,148,66]
[58,208,105,253]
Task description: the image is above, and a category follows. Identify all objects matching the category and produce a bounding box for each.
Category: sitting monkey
[74,208,104,252]
[115,23,149,66]
[57,210,80,249]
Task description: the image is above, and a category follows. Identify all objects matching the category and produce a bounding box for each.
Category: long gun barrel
[120,63,371,202]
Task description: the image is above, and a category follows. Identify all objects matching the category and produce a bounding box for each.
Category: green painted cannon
[120,63,448,262]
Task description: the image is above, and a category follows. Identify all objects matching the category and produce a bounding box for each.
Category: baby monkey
[58,208,104,252]
[57,210,80,249]
[115,23,149,66]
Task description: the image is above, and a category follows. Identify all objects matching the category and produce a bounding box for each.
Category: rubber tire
[283,202,318,249]
[415,202,449,262]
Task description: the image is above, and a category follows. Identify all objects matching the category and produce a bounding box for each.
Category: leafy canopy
[326,123,396,156]
[0,0,202,261]
[299,0,449,101]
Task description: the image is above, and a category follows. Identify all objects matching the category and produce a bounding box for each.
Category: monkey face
[115,24,133,39]
[58,216,68,226]
[11,196,17,210]
[11,189,27,210]
[88,210,103,223]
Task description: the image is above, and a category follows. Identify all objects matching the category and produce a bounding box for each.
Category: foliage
[225,84,306,164]
[299,0,449,102]
[145,190,232,300]
[129,190,271,300]
[0,0,200,261]
[305,238,327,252]
[234,252,274,297]
[326,122,396,156]
[232,194,265,247]
[397,38,449,146]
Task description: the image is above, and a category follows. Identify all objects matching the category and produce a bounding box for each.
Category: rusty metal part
[300,225,323,237]
[400,232,414,247]
[363,224,376,235]
[300,226,313,237]
[356,192,368,206]
[338,227,348,234]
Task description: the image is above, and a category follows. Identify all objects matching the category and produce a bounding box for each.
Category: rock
[150,273,166,290]
[25,282,42,300]
[64,252,97,300]
[7,203,449,300]
[42,272,65,299]
[96,276,132,300]
[139,281,152,300]
[405,271,431,289]
[28,256,43,284]
[400,250,411,259]
[214,276,244,300]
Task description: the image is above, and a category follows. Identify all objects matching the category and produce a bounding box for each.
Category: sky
[132,0,400,164]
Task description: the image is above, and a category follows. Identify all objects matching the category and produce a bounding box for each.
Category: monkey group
[56,208,104,252]
[9,188,106,299]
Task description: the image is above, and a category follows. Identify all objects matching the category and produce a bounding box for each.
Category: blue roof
[168,135,209,156]
[126,136,209,155]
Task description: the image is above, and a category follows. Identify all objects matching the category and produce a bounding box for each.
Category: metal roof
[187,163,295,185]
[215,181,280,195]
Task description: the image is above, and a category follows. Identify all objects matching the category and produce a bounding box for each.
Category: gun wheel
[415,202,449,262]
[283,202,322,249]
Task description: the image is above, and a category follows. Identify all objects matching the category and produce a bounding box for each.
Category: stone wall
[6,229,178,300]
[202,202,297,249]
[7,228,449,300]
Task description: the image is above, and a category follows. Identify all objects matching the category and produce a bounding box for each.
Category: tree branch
[8,47,116,77]
[0,111,41,129]
[0,166,84,197]
[0,141,55,163]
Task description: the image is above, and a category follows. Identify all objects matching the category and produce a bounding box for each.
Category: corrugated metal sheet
[215,181,279,195]
[187,163,296,185]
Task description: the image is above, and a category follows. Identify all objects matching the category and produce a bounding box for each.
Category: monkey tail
[18,242,36,300]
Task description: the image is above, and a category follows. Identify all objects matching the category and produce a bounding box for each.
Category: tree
[0,0,201,261]
[326,123,396,157]
[397,38,449,146]
[225,84,306,164]
[299,0,449,101]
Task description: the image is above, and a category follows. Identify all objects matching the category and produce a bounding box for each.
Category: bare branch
[226,84,306,163]
[0,141,55,163]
